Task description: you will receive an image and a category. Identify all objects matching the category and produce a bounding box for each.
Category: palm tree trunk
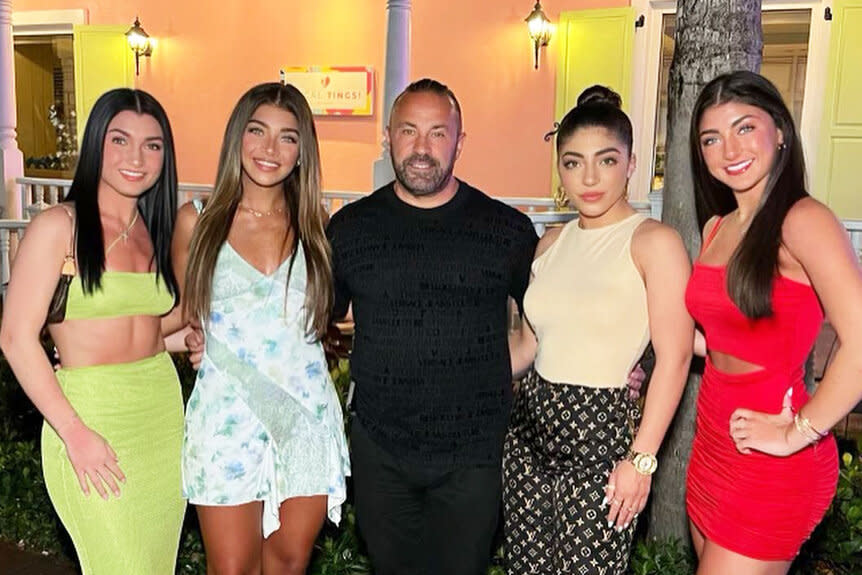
[648,0,762,544]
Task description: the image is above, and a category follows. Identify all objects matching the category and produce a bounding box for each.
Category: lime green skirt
[41,351,186,575]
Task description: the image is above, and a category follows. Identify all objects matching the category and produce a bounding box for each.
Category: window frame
[629,0,832,202]
[12,9,86,36]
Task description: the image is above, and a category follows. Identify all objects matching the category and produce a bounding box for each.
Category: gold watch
[626,451,658,475]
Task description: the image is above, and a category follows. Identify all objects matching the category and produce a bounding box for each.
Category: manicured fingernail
[624,523,630,529]
[616,525,623,532]
[601,496,608,506]
[608,520,614,528]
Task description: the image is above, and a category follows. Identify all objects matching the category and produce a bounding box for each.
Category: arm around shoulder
[171,201,201,295]
[508,226,560,379]
[162,202,200,336]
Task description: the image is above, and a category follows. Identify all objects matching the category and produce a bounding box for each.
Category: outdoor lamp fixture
[525,1,553,70]
[125,16,153,76]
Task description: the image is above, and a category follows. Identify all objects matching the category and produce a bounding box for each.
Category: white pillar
[372,0,411,190]
[648,189,663,221]
[0,0,23,219]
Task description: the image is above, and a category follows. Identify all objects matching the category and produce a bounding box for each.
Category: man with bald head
[326,78,538,574]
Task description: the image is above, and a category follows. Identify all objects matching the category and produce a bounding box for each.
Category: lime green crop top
[64,272,174,320]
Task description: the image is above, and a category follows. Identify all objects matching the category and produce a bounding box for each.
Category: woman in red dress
[685,70,862,574]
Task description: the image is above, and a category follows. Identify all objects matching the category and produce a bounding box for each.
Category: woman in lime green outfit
[0,89,187,574]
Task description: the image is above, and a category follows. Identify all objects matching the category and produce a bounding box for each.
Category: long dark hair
[184,83,333,340]
[64,88,179,300]
[690,71,807,318]
[556,85,633,155]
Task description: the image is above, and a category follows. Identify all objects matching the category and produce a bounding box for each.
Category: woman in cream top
[503,86,693,575]
[525,211,650,388]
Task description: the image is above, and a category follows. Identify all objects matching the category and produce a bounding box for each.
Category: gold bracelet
[799,410,828,438]
[794,412,825,443]
[793,413,819,443]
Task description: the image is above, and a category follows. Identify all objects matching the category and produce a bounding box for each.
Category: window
[14,34,77,177]
[649,10,812,192]
[629,1,831,202]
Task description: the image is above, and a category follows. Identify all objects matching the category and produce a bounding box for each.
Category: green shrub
[794,448,862,574]
[3,350,861,574]
[0,437,67,555]
[628,537,694,575]
[0,342,50,442]
[308,505,372,575]
[175,511,206,574]
[329,357,352,416]
[0,351,371,574]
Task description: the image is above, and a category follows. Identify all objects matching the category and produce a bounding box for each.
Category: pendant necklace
[105,210,139,255]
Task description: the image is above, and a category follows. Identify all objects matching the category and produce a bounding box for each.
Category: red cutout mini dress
[684,217,838,560]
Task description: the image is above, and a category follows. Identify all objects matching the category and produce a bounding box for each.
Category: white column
[648,189,663,221]
[0,0,23,219]
[372,0,411,190]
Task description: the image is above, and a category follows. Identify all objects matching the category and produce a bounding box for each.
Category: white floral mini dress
[182,223,350,537]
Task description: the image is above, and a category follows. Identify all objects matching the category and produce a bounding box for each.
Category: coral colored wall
[13,0,628,197]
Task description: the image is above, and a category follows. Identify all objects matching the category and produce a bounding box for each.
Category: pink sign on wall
[279,66,375,116]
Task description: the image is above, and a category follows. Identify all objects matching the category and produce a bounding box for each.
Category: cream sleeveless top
[524,212,650,388]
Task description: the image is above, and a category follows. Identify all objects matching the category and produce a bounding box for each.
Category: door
[73,25,134,139]
[816,0,862,218]
[553,8,636,198]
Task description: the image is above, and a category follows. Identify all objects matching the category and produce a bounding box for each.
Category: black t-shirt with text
[327,180,538,469]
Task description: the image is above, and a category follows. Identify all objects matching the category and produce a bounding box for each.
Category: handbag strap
[58,205,77,277]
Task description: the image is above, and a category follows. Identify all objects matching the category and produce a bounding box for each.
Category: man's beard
[391,152,456,197]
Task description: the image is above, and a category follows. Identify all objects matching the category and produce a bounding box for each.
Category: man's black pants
[351,420,501,575]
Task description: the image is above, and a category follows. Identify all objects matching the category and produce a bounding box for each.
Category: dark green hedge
[1,351,859,574]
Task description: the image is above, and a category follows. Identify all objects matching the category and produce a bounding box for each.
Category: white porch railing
[14,176,650,228]
[844,219,862,258]
[17,178,218,219]
[6,177,862,298]
[0,219,28,294]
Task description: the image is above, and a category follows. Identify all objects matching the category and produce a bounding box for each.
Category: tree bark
[648,0,762,544]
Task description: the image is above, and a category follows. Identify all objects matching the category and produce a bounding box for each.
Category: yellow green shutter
[553,7,635,197]
[816,0,862,218]
[73,25,134,139]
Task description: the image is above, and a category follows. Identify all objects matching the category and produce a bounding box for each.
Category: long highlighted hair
[183,83,332,339]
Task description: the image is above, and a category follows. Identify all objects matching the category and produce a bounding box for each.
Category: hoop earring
[553,185,569,209]
[778,142,787,151]
[296,157,301,166]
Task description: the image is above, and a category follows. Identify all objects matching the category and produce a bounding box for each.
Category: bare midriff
[49,315,166,368]
[708,350,766,374]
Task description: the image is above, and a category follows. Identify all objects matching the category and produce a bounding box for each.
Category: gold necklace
[238,204,285,218]
[105,210,139,255]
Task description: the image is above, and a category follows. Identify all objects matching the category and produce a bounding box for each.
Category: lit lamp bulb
[525,1,553,70]
[125,17,153,76]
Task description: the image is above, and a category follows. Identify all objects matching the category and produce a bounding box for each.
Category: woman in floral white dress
[172,83,349,574]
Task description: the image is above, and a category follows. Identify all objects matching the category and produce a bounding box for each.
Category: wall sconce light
[525,1,553,70]
[125,16,153,76]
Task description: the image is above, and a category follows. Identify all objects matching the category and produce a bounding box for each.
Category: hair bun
[577,85,622,109]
